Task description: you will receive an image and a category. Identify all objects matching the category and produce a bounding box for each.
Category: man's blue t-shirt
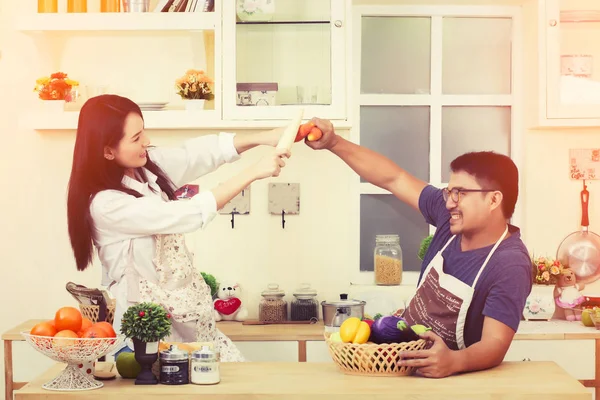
[417,185,532,347]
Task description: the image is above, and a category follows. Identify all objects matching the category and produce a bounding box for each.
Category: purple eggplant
[369,315,421,344]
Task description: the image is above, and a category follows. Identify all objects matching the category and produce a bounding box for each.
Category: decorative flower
[529,302,540,313]
[531,255,565,285]
[175,69,214,100]
[33,71,79,101]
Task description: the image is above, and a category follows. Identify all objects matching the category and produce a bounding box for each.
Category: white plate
[136,101,168,106]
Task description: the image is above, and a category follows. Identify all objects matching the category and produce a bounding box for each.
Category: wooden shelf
[560,10,600,23]
[16,12,217,32]
[18,110,352,130]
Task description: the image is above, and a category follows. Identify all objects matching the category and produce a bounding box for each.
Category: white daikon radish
[276,108,304,153]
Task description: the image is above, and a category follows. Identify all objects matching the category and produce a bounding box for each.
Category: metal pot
[321,294,366,330]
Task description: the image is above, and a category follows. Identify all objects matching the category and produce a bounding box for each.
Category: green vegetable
[373,313,383,321]
[411,324,432,336]
[418,235,434,261]
[201,272,219,298]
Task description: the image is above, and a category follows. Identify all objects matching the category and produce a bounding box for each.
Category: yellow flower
[36,77,50,85]
[550,265,560,275]
[65,79,79,86]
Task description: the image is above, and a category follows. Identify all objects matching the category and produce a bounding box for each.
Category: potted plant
[175,69,214,111]
[33,72,79,111]
[120,302,171,385]
[417,234,433,261]
[523,255,564,321]
[201,271,219,299]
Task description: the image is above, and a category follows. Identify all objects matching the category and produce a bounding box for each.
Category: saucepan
[556,182,600,284]
[321,294,365,332]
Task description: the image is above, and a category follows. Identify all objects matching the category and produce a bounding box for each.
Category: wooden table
[5,319,600,400]
[14,361,590,399]
[2,319,325,400]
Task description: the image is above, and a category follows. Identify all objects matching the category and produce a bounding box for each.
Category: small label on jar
[162,365,180,373]
[194,365,215,373]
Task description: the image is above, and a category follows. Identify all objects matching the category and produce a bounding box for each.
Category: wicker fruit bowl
[21,332,123,391]
[324,331,427,376]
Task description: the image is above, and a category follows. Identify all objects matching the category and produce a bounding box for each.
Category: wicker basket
[79,299,116,324]
[325,332,427,376]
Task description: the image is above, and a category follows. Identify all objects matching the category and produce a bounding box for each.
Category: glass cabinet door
[222,0,346,120]
[546,0,600,119]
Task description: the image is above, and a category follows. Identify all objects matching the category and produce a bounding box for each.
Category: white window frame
[349,5,524,286]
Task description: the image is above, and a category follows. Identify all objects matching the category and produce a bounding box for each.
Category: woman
[67,94,289,361]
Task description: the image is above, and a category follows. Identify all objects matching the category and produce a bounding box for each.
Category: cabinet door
[544,0,600,121]
[222,0,347,120]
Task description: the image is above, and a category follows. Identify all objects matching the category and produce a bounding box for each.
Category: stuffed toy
[213,281,248,322]
[555,268,586,321]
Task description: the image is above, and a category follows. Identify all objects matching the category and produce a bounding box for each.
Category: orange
[81,326,108,338]
[30,322,57,337]
[53,330,79,348]
[93,321,117,338]
[54,307,82,333]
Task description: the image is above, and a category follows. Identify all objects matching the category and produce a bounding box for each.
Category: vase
[184,99,206,111]
[132,338,159,385]
[39,99,65,112]
[523,284,556,321]
[236,0,275,22]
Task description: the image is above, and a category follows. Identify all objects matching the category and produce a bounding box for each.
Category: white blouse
[89,132,240,331]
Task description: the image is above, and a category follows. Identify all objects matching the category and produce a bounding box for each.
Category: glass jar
[159,345,189,385]
[374,234,403,286]
[290,283,318,321]
[259,283,287,322]
[191,345,220,385]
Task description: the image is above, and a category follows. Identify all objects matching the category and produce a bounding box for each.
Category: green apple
[116,352,141,379]
[582,309,595,328]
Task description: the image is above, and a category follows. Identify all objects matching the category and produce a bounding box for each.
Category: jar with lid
[191,345,220,385]
[159,345,189,385]
[290,283,318,321]
[259,283,287,322]
[374,234,403,285]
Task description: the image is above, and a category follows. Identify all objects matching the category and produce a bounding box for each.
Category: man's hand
[304,117,339,150]
[397,331,459,378]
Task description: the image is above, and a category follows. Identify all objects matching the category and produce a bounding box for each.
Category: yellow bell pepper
[339,317,371,344]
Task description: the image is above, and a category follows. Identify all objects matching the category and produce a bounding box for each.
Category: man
[305,118,532,378]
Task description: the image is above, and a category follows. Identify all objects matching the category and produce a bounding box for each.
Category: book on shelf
[156,0,213,12]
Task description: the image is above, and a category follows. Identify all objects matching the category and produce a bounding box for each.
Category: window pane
[236,0,332,106]
[361,17,431,94]
[360,194,429,272]
[441,107,511,182]
[442,17,512,94]
[359,106,430,183]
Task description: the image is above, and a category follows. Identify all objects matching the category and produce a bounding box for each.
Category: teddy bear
[213,281,248,322]
[555,268,586,321]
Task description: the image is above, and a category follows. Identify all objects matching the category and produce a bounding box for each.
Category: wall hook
[281,210,286,229]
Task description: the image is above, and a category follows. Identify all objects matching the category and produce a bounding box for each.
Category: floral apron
[402,226,508,350]
[128,233,245,362]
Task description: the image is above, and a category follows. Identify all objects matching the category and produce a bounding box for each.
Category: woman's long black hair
[67,94,176,271]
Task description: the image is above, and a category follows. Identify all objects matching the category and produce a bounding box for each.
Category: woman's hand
[249,148,290,180]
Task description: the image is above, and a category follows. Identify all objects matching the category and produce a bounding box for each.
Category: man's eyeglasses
[442,187,497,203]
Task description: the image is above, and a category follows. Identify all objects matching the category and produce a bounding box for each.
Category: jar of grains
[259,283,287,322]
[290,283,318,321]
[374,234,403,285]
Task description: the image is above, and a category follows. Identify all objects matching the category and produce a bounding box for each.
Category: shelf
[16,12,217,32]
[236,20,330,25]
[560,10,600,23]
[19,110,352,130]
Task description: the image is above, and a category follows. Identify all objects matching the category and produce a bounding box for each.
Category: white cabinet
[536,0,600,126]
[221,0,348,121]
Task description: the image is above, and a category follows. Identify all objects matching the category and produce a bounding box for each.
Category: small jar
[191,345,220,385]
[290,283,318,321]
[159,345,189,385]
[67,0,87,12]
[374,234,403,286]
[259,283,287,322]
